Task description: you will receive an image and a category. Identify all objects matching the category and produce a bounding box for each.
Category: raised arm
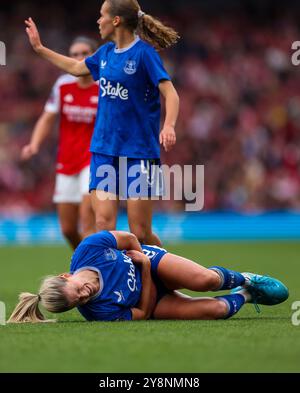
[109,231,143,252]
[21,111,57,160]
[25,18,91,77]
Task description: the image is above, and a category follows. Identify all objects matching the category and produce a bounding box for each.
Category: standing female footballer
[21,37,99,250]
[8,230,289,323]
[24,0,180,246]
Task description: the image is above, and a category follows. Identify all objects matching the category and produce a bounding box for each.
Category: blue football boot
[231,273,289,309]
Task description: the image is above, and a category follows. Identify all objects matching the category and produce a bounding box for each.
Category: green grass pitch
[0,241,300,372]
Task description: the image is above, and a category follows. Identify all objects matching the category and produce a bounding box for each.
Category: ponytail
[8,276,71,324]
[106,0,180,50]
[7,292,55,323]
[137,13,180,50]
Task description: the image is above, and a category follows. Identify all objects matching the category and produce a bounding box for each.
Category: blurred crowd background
[1,0,300,216]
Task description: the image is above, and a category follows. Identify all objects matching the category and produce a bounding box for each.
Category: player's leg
[89,153,119,231]
[78,166,96,238]
[57,203,81,250]
[126,158,163,245]
[153,291,246,320]
[53,173,82,249]
[156,253,245,292]
[91,190,119,231]
[127,199,162,246]
[79,195,96,238]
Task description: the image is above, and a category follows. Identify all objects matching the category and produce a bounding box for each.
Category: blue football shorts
[89,153,165,199]
[142,244,170,304]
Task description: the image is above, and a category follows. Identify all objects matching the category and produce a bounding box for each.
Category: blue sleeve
[70,231,118,272]
[82,231,117,249]
[85,47,102,81]
[143,47,171,87]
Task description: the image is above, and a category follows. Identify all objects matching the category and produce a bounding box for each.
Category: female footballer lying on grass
[8,231,289,323]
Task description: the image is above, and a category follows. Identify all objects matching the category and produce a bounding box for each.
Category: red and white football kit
[45,74,99,203]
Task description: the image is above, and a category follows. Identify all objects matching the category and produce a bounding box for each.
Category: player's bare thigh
[156,253,220,291]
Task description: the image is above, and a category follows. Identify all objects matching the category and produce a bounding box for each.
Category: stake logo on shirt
[85,39,171,158]
[123,254,138,292]
[99,77,129,100]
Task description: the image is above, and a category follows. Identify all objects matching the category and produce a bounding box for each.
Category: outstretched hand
[25,17,43,52]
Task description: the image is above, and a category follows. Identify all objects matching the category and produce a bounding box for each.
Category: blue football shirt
[70,232,168,321]
[70,231,142,321]
[85,37,171,159]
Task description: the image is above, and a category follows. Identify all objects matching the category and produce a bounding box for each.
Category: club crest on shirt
[124,60,137,75]
[105,248,117,261]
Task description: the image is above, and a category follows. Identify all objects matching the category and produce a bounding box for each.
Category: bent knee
[95,217,115,231]
[214,300,229,319]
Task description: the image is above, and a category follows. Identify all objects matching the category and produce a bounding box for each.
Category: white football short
[53,166,90,203]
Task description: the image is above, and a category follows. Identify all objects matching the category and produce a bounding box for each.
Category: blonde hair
[107,0,180,50]
[7,276,72,324]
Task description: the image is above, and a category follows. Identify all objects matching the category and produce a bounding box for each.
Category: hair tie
[138,10,145,19]
[37,294,41,301]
